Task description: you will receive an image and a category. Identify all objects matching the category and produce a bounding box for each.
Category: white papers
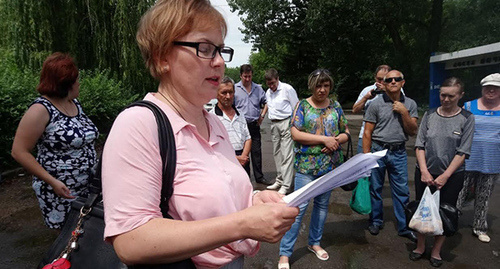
[283,150,387,207]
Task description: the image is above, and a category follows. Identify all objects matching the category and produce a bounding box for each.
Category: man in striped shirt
[211,77,252,176]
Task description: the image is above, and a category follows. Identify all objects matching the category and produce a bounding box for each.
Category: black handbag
[405,200,460,237]
[439,203,460,237]
[38,100,195,269]
[340,133,358,191]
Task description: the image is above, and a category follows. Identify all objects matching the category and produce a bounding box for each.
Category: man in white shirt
[211,77,252,176]
[263,69,299,194]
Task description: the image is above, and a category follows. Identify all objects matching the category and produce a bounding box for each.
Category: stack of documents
[283,150,387,207]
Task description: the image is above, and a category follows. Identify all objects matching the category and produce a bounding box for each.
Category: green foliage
[0,49,139,169]
[229,0,500,106]
[2,0,157,97]
[224,66,241,83]
[0,49,39,167]
[78,70,139,134]
[441,0,500,51]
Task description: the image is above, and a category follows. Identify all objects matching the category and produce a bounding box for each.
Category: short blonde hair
[137,0,227,79]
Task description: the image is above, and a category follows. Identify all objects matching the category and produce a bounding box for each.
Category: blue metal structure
[429,42,500,108]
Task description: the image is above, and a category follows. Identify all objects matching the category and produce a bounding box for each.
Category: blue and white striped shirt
[464,99,500,174]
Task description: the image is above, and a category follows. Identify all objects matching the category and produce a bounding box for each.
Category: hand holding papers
[282,150,387,207]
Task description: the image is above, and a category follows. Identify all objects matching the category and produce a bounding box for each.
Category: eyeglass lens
[197,43,233,62]
[384,77,403,83]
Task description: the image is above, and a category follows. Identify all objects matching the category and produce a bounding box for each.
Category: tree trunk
[428,0,444,53]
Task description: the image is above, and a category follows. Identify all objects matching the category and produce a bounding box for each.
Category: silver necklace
[157,91,186,121]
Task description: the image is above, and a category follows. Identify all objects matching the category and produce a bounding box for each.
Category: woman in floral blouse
[278,69,349,269]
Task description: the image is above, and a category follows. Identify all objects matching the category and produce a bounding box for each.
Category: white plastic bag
[409,186,443,235]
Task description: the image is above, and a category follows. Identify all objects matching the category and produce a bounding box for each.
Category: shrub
[0,50,39,169]
[78,69,138,134]
[0,50,138,169]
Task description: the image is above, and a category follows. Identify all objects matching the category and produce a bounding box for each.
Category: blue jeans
[279,173,332,257]
[357,137,363,154]
[369,143,411,235]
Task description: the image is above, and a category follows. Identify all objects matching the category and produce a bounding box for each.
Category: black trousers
[235,149,251,177]
[247,121,264,181]
[414,169,465,206]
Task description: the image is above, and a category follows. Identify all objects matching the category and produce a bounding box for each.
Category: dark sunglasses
[312,69,331,77]
[384,77,404,83]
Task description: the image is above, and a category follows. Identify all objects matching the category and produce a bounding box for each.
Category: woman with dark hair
[11,52,98,229]
[411,77,474,267]
[277,69,349,269]
[101,0,298,268]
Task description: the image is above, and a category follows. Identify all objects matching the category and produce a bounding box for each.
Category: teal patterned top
[292,99,348,176]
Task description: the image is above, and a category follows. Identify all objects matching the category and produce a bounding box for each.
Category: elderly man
[211,77,252,176]
[363,70,418,242]
[263,69,299,195]
[234,64,270,184]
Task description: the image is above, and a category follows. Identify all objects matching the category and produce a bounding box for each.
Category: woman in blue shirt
[457,73,500,244]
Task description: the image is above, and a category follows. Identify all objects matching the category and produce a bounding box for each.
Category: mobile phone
[371,89,383,97]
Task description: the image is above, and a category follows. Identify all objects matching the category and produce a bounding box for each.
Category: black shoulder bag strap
[126,101,195,269]
[87,100,195,268]
[127,100,176,218]
[87,100,176,217]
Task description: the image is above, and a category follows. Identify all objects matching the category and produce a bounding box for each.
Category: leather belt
[271,117,290,123]
[373,141,405,151]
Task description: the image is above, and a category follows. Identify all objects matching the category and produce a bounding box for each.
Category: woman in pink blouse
[101,1,299,268]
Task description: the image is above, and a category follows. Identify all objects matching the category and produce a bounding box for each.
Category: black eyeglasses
[312,69,331,77]
[173,41,234,62]
[384,77,404,83]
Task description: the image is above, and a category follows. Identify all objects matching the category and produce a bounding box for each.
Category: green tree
[228,0,455,104]
[1,0,156,95]
[224,66,241,83]
[440,0,500,51]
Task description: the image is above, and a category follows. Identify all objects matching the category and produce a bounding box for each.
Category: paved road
[0,111,498,268]
[247,113,500,269]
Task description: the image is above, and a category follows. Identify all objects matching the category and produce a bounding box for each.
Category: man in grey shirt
[363,70,418,241]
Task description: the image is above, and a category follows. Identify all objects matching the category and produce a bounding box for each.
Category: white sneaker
[267,182,281,190]
[474,230,491,243]
[478,234,490,243]
[278,187,288,195]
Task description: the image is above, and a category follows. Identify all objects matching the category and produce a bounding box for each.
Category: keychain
[42,207,91,269]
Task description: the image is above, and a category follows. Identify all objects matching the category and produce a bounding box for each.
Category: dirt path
[0,174,58,269]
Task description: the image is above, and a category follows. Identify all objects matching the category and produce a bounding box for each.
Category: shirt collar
[236,81,260,92]
[214,103,240,116]
[382,91,405,103]
[269,81,282,93]
[145,93,225,145]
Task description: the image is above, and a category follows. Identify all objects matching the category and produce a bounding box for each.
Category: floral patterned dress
[31,97,98,229]
[291,99,348,176]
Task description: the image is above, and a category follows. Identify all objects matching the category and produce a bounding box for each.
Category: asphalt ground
[247,113,500,269]
[0,111,498,268]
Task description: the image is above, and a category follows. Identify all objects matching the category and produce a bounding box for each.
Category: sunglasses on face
[312,69,331,77]
[384,77,404,83]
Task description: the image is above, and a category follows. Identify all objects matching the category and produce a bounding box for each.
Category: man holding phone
[353,65,393,153]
